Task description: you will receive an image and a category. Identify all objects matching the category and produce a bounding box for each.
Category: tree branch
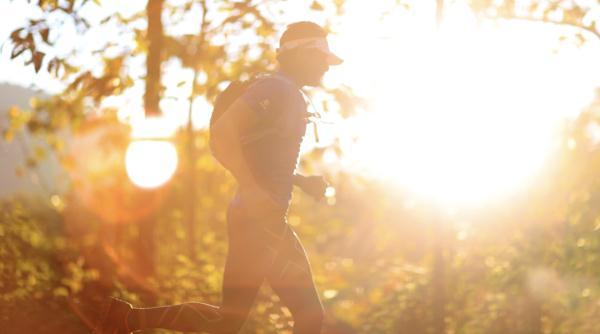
[488,15,600,43]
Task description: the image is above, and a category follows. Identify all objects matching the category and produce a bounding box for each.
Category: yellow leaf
[29,97,39,109]
[53,287,69,297]
[8,106,20,118]
[3,130,14,143]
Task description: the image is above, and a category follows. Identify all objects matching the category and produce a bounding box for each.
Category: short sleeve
[240,77,288,118]
[239,77,306,144]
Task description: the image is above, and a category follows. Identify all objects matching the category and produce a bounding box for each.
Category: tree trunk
[145,0,164,117]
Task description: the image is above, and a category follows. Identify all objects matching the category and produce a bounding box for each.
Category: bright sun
[123,116,181,189]
[327,2,598,206]
[125,140,178,189]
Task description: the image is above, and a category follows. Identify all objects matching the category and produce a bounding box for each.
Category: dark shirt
[239,71,308,206]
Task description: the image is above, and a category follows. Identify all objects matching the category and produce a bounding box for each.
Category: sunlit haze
[321,1,600,206]
[4,1,600,332]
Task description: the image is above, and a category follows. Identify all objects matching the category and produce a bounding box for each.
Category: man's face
[297,48,330,87]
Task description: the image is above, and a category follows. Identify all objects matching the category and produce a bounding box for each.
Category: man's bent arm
[292,173,306,187]
[211,98,261,188]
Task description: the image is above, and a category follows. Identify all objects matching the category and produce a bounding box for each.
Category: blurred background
[2,0,600,333]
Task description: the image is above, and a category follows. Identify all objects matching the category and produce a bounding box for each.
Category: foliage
[3,0,600,333]
[469,0,600,43]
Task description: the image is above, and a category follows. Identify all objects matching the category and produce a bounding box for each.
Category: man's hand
[294,175,329,201]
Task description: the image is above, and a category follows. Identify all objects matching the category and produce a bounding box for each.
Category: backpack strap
[299,89,323,143]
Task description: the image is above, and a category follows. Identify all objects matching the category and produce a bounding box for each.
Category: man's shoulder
[240,72,306,114]
[247,73,302,99]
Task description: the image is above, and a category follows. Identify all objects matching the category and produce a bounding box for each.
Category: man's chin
[305,77,323,87]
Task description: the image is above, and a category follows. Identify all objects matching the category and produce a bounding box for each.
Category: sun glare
[330,3,598,206]
[125,140,178,189]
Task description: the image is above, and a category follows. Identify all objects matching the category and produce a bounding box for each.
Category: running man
[99,21,342,334]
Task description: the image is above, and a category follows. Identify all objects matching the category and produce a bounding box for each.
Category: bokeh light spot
[125,140,178,189]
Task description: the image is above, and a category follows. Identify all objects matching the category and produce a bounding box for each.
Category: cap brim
[326,52,343,66]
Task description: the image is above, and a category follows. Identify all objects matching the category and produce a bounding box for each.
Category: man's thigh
[221,200,274,317]
[266,225,322,313]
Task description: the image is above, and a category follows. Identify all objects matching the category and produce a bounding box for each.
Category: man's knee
[289,304,324,334]
[215,320,245,334]
[309,304,325,323]
[214,312,249,334]
[291,301,325,324]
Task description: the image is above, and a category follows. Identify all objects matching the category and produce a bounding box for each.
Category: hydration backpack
[209,73,320,171]
[209,77,258,170]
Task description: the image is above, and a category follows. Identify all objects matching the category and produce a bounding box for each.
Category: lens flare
[125,140,178,189]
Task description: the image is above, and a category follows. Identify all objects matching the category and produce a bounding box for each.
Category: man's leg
[125,196,272,333]
[266,224,324,334]
[126,301,222,333]
[126,245,265,334]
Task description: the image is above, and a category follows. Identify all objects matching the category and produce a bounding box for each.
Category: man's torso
[238,71,308,206]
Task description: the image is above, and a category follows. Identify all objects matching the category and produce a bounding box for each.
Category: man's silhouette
[99,21,342,334]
